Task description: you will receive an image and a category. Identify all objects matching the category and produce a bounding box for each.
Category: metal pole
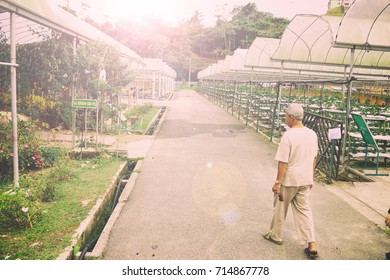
[188,58,191,86]
[10,12,19,187]
[96,101,99,147]
[159,73,162,98]
[270,61,284,141]
[328,140,335,184]
[152,71,156,100]
[72,38,76,148]
[342,48,355,163]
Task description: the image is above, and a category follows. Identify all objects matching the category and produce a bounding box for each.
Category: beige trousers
[268,185,315,244]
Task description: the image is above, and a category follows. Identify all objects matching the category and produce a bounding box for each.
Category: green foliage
[0,191,42,230]
[18,158,71,203]
[326,6,348,16]
[0,27,10,110]
[40,147,66,167]
[0,117,45,180]
[75,41,134,99]
[125,102,154,118]
[20,174,55,203]
[16,34,74,121]
[100,3,289,81]
[0,155,71,232]
[0,157,124,259]
[0,28,134,130]
[0,117,68,181]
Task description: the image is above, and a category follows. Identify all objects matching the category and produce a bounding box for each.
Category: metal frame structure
[0,0,176,186]
[197,0,390,178]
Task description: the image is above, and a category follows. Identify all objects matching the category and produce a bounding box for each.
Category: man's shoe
[263,233,283,245]
[304,247,319,259]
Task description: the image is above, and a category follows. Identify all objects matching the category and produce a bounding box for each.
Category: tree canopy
[99,3,289,81]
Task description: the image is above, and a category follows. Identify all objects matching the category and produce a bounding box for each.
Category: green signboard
[72,99,97,109]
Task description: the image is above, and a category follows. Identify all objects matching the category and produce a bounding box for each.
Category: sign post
[72,99,97,109]
[328,127,342,183]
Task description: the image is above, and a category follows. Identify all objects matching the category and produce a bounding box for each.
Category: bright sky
[62,0,330,25]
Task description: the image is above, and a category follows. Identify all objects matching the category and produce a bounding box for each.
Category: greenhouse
[198,0,390,180]
[130,58,176,100]
[0,0,177,185]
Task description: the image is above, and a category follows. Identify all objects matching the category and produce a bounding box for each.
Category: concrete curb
[56,161,128,260]
[87,97,171,258]
[88,160,143,259]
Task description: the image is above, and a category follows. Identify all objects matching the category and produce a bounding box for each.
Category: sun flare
[105,0,182,22]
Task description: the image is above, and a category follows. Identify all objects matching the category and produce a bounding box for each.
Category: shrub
[125,103,153,119]
[19,174,55,203]
[0,191,42,231]
[47,158,73,183]
[40,147,66,167]
[0,116,63,180]
[1,117,41,176]
[18,159,73,203]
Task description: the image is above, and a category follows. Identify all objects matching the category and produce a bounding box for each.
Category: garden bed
[0,156,131,260]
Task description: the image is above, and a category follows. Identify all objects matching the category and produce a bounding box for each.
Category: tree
[14,32,74,128]
[96,3,290,81]
[0,27,10,110]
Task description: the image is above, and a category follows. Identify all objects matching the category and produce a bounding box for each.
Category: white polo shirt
[275,126,318,187]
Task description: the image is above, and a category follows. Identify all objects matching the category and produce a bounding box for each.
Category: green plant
[0,117,46,180]
[48,158,73,183]
[40,147,66,167]
[0,191,42,230]
[20,174,54,203]
[125,103,153,119]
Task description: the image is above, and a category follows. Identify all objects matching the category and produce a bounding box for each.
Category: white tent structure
[197,0,390,178]
[271,14,390,77]
[0,0,144,63]
[0,0,146,186]
[130,58,176,100]
[198,48,254,82]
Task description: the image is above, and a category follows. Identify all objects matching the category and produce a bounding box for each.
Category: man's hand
[272,183,281,193]
[386,213,390,227]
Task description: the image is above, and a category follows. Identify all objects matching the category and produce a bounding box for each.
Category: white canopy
[334,0,390,51]
[272,13,390,71]
[0,0,144,64]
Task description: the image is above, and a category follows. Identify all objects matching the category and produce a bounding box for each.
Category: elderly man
[264,103,319,259]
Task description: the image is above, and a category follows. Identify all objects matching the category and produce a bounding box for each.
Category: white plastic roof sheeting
[0,12,51,44]
[0,0,144,64]
[334,0,390,51]
[198,49,256,81]
[131,58,176,78]
[245,37,281,69]
[243,37,334,80]
[198,38,347,82]
[271,14,390,70]
[199,0,390,82]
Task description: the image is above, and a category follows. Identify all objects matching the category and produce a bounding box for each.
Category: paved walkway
[102,90,390,260]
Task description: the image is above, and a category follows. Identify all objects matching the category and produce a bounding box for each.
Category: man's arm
[273,161,288,193]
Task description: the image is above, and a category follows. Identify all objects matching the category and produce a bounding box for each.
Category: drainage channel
[72,160,137,260]
[66,105,167,260]
[145,107,166,135]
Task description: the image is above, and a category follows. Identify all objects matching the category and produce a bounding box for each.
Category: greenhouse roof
[272,13,390,70]
[245,37,281,69]
[0,0,144,64]
[334,0,390,51]
[198,37,386,82]
[198,49,257,81]
[131,58,176,78]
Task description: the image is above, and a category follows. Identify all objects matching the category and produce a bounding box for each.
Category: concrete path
[102,90,390,260]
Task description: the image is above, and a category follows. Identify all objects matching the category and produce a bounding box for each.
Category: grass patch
[0,157,125,260]
[131,107,160,132]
